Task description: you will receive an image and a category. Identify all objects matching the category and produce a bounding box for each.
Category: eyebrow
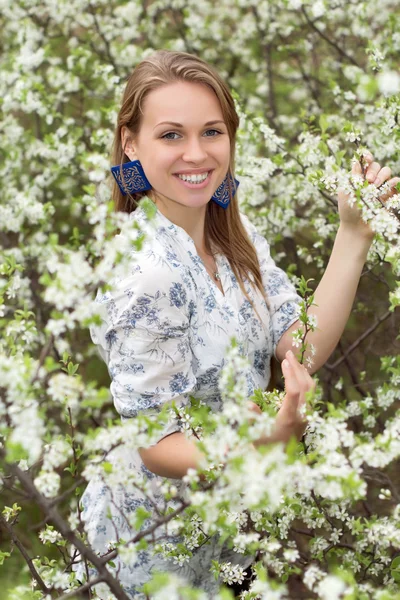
[153,120,226,130]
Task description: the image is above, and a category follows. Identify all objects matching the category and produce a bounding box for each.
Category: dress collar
[130,197,203,250]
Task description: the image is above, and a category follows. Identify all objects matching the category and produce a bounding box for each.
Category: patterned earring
[211,172,240,209]
[110,159,152,195]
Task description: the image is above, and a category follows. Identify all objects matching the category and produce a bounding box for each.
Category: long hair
[111,50,269,315]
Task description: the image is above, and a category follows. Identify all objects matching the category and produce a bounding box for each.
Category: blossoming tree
[0,0,400,599]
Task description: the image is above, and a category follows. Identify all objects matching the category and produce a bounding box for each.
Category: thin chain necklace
[204,255,221,281]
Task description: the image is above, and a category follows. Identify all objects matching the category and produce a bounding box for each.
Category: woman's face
[122,81,231,211]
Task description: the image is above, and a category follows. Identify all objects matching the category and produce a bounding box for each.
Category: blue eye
[204,129,222,137]
[161,129,222,140]
[161,132,180,140]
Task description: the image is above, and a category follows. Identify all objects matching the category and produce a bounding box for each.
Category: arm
[139,432,206,480]
[276,225,371,373]
[140,351,314,479]
[276,152,399,374]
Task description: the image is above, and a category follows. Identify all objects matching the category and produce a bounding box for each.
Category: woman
[79,50,398,598]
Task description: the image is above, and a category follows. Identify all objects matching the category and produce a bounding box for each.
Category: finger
[285,351,315,409]
[374,166,392,188]
[365,162,381,183]
[280,361,309,439]
[352,152,373,175]
[379,177,400,202]
[285,351,310,390]
[282,357,300,395]
[281,358,301,419]
[247,401,262,416]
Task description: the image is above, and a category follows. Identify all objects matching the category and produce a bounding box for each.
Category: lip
[174,170,213,189]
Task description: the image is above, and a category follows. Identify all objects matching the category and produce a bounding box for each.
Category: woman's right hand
[252,350,315,448]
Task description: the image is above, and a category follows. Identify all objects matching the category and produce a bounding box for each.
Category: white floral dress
[78,201,301,598]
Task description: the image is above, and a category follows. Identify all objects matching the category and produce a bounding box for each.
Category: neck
[152,194,209,253]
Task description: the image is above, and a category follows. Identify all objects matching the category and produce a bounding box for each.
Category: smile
[174,170,213,189]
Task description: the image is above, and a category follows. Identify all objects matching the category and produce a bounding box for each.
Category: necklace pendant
[214,272,221,281]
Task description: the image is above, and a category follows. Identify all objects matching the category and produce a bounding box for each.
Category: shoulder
[115,252,189,297]
[95,250,193,324]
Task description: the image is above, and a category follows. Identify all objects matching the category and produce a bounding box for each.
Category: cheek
[218,139,231,164]
[141,151,175,180]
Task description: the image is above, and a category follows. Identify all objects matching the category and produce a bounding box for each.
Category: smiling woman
[77,49,399,599]
[110,51,279,320]
[75,50,307,598]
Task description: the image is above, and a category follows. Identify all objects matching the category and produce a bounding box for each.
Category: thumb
[280,358,300,420]
[247,401,262,413]
[247,401,262,418]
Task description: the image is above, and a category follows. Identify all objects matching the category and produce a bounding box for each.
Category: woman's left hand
[338,151,400,239]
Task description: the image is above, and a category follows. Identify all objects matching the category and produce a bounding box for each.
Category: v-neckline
[199,251,225,298]
[137,202,228,301]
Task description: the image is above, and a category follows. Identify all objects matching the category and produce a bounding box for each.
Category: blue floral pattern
[77,201,301,598]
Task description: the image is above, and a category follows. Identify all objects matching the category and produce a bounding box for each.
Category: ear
[121,126,138,162]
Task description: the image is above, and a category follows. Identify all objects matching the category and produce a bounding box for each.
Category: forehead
[141,81,224,125]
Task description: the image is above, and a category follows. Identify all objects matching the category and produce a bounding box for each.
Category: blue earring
[110,160,240,209]
[211,172,240,209]
[110,160,152,196]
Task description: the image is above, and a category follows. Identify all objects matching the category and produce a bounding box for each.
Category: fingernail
[374,179,381,187]
[287,350,294,358]
[282,359,290,370]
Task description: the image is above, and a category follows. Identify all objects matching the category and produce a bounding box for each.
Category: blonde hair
[111,49,269,315]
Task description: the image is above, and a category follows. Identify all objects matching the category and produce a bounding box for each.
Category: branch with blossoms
[2,342,400,599]
[0,427,222,600]
[343,141,400,231]
[290,276,318,370]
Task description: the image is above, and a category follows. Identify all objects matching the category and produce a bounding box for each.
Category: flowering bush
[0,1,400,599]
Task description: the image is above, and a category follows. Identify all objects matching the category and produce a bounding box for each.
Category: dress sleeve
[90,260,196,446]
[240,213,301,357]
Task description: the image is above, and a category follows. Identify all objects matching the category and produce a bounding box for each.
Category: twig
[31,334,54,384]
[87,6,120,77]
[4,458,132,600]
[301,8,361,68]
[0,514,51,595]
[100,479,217,565]
[66,406,91,589]
[324,310,392,371]
[336,340,368,397]
[48,477,86,507]
[57,574,103,600]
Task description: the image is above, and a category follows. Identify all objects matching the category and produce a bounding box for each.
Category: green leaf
[391,556,400,582]
[67,362,79,375]
[134,507,152,530]
[319,114,329,133]
[218,588,235,600]
[0,551,11,566]
[5,441,28,464]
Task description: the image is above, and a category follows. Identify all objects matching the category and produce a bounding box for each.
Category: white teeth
[177,171,209,183]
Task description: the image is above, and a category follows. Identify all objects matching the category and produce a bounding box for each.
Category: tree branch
[5,460,131,600]
[0,514,51,595]
[301,8,361,68]
[324,309,392,371]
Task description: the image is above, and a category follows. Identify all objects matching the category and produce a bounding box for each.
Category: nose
[181,136,208,163]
